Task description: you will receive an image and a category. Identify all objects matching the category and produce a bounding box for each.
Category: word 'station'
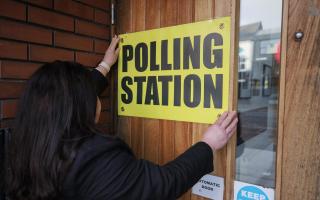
[118,17,231,124]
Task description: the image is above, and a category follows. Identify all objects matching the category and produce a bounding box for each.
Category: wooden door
[276,0,320,199]
[115,0,239,199]
[113,0,320,199]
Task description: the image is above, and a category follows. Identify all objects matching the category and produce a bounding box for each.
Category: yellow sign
[118,17,231,124]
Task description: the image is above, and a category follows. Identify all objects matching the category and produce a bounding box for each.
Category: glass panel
[236,0,283,188]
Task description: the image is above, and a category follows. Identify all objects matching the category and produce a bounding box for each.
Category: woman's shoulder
[76,133,133,163]
[63,133,133,195]
[82,133,128,149]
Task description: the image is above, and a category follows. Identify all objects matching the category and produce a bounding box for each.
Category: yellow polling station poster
[118,17,231,124]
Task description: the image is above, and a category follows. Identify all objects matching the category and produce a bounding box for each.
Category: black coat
[62,69,214,200]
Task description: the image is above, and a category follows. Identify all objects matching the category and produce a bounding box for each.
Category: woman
[5,36,238,200]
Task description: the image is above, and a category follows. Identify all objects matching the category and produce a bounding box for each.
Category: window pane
[236,0,283,188]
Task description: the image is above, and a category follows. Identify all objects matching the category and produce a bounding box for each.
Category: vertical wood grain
[191,1,215,200]
[214,0,231,18]
[158,0,179,165]
[192,0,214,145]
[280,0,320,199]
[129,0,146,158]
[276,0,289,199]
[225,0,239,199]
[176,2,195,199]
[116,0,133,146]
[178,0,194,24]
[211,0,231,180]
[143,0,161,163]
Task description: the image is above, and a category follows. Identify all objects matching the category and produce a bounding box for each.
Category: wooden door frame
[226,0,289,198]
[111,0,297,199]
[225,0,240,199]
[275,0,288,199]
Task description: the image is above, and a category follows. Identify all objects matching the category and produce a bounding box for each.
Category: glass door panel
[236,0,283,189]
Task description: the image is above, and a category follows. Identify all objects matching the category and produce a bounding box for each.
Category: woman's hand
[103,35,121,67]
[201,111,238,152]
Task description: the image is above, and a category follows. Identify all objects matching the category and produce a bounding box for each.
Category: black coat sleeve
[91,69,108,96]
[75,139,213,200]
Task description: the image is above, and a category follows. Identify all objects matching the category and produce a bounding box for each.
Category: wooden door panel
[280,0,320,199]
[143,0,161,163]
[115,1,238,199]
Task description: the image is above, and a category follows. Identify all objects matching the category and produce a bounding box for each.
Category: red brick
[0,0,26,21]
[1,100,18,119]
[0,60,41,79]
[94,39,109,53]
[98,111,113,124]
[0,81,25,99]
[75,52,103,67]
[78,0,110,10]
[28,6,74,31]
[54,0,94,20]
[54,31,93,51]
[75,20,109,39]
[94,10,110,25]
[0,19,52,45]
[100,97,110,110]
[29,45,74,63]
[0,40,27,60]
[28,0,53,8]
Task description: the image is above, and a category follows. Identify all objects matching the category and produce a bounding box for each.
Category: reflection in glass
[236,0,282,188]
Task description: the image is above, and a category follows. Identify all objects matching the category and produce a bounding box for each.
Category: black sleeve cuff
[91,69,108,96]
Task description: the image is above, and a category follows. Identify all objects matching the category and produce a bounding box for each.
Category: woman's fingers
[115,46,120,56]
[215,111,228,125]
[220,111,237,129]
[226,117,238,135]
[109,35,120,50]
[227,126,237,139]
[102,35,121,67]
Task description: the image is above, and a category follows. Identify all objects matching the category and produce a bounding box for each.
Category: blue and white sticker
[234,181,274,200]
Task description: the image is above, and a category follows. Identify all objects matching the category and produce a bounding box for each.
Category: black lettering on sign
[201,185,214,191]
[134,76,146,104]
[204,74,223,108]
[173,38,181,70]
[183,35,200,69]
[120,31,227,110]
[161,40,172,70]
[184,74,201,108]
[203,33,223,69]
[174,75,181,106]
[121,76,133,104]
[122,45,133,72]
[150,41,159,71]
[145,76,160,105]
[135,43,148,72]
[158,76,173,106]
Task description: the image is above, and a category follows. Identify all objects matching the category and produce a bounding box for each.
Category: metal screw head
[295,31,304,41]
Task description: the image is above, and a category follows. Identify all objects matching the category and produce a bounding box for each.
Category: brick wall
[0,0,113,132]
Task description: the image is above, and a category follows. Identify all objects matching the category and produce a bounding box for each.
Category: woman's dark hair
[5,61,99,199]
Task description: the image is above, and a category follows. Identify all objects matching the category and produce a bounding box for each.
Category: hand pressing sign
[201,111,238,151]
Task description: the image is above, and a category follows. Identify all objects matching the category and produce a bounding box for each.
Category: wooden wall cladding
[278,0,320,199]
[115,0,239,199]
